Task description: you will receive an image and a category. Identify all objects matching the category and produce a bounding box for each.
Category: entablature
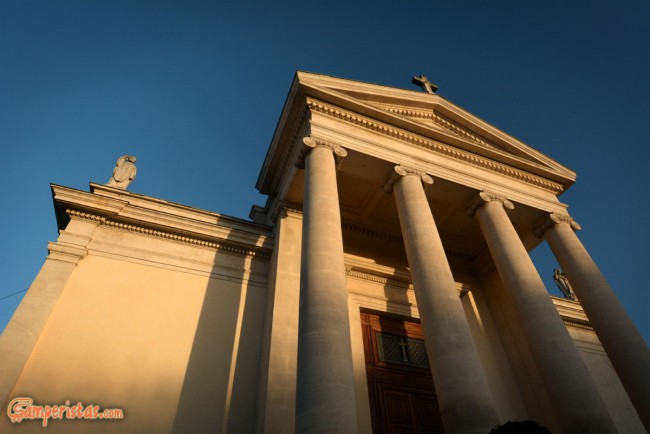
[307,105,569,217]
[51,183,274,257]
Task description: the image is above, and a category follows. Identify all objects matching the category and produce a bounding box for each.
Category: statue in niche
[107,155,137,190]
[554,268,576,300]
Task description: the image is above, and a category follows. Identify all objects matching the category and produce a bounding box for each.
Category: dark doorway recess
[361,311,444,434]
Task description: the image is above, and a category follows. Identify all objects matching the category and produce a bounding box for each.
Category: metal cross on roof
[412,75,438,94]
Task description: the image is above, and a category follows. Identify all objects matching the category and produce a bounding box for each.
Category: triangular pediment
[362,101,511,154]
[293,71,576,185]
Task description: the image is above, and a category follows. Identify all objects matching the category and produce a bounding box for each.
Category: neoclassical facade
[1,72,648,433]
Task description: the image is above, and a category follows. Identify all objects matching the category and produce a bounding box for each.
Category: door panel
[361,312,444,434]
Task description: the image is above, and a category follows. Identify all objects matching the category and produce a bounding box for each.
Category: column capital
[295,137,347,169]
[464,191,514,218]
[383,164,433,193]
[534,213,582,238]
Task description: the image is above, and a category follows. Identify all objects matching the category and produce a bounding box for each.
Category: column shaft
[475,199,616,433]
[393,174,500,434]
[296,144,358,434]
[546,221,650,432]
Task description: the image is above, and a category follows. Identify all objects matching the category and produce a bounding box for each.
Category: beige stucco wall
[481,270,646,434]
[568,326,645,433]
[458,278,529,422]
[481,271,560,431]
[1,237,267,433]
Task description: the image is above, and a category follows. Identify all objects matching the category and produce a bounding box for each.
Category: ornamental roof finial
[412,75,438,94]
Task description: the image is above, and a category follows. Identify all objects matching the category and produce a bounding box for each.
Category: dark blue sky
[1,1,649,343]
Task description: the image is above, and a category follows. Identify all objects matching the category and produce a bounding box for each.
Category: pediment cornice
[307,98,566,194]
[64,209,271,259]
[297,71,575,175]
[256,72,577,222]
[300,82,575,184]
[375,104,507,153]
[51,184,273,253]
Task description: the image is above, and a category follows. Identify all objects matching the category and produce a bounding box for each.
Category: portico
[254,72,647,433]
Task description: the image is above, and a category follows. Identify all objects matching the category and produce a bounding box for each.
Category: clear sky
[1,1,649,345]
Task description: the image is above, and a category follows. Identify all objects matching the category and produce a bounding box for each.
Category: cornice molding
[563,320,594,331]
[378,104,504,152]
[342,222,403,244]
[379,106,432,119]
[345,265,472,297]
[66,209,271,259]
[280,202,303,215]
[431,111,503,152]
[346,267,413,291]
[54,184,273,252]
[307,99,565,194]
[67,209,107,223]
[268,105,311,198]
[47,241,88,264]
[551,296,592,330]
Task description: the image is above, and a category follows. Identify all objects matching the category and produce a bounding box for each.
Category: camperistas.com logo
[7,397,124,427]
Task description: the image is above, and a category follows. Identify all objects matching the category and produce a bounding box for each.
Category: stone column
[540,214,650,432]
[467,192,616,433]
[295,137,358,434]
[387,166,500,434]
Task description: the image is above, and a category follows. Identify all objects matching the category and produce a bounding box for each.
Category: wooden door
[361,312,444,434]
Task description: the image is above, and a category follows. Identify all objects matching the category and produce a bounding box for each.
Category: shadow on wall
[171,233,268,434]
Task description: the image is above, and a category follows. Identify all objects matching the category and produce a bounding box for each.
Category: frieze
[65,209,271,259]
[306,99,565,194]
[341,223,403,244]
[446,241,489,262]
[345,266,472,297]
[563,320,594,331]
[345,268,413,291]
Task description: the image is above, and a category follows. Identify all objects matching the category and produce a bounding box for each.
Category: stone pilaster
[0,212,97,410]
[469,192,616,433]
[255,207,302,434]
[295,137,358,434]
[389,166,500,434]
[539,213,650,432]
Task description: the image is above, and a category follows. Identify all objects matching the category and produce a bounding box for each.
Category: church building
[1,72,648,433]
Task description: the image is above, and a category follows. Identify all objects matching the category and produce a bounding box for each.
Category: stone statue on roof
[107,155,137,190]
[554,268,576,300]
